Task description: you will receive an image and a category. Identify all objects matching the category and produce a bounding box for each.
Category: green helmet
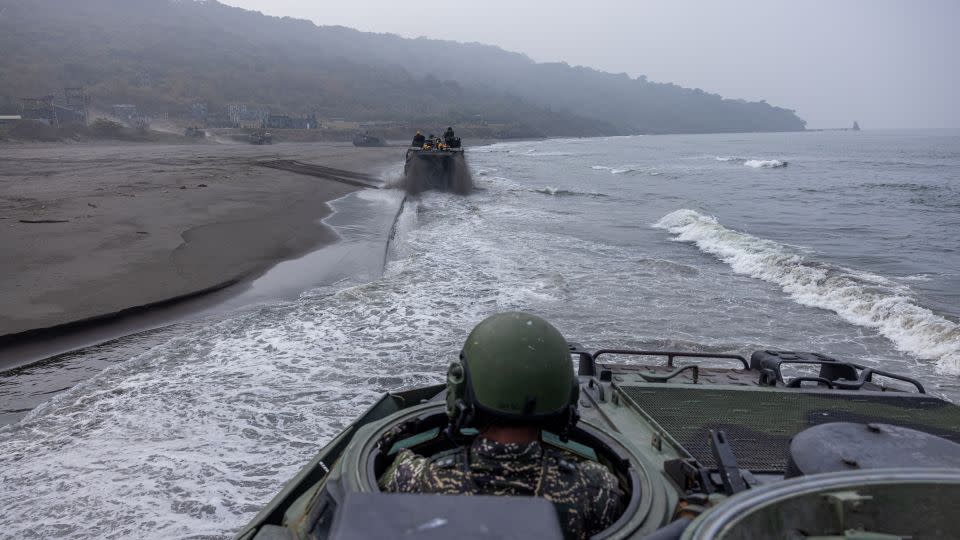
[446,312,579,435]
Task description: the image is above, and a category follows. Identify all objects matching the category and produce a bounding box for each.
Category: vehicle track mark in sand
[256,159,382,189]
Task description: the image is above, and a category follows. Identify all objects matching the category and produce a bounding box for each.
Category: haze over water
[1,130,959,538]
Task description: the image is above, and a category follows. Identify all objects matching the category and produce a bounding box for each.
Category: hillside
[0,0,806,136]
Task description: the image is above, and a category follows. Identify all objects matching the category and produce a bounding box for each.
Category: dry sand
[0,141,403,338]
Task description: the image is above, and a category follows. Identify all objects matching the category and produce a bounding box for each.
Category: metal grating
[619,385,960,472]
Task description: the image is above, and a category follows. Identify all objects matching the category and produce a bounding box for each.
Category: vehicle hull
[402,148,470,194]
[236,348,960,540]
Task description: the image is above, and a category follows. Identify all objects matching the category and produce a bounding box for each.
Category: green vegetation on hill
[0,0,806,136]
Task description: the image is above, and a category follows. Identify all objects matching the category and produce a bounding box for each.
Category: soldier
[411,130,425,147]
[379,312,626,540]
[443,126,461,148]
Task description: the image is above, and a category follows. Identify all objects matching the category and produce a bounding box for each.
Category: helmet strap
[557,403,580,443]
[445,353,475,440]
[557,381,581,442]
[444,400,473,441]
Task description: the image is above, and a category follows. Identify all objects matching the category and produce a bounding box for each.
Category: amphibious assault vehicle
[403,143,468,193]
[236,348,960,539]
[352,133,386,147]
[250,128,273,145]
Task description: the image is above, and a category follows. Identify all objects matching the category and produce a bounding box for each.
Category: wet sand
[0,141,403,341]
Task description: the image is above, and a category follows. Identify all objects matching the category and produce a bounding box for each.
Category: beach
[0,141,402,340]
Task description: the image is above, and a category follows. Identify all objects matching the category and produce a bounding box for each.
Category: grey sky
[220,0,958,129]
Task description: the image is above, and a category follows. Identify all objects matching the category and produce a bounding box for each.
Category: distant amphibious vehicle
[402,129,470,194]
[352,133,386,147]
[237,347,960,539]
[250,128,273,145]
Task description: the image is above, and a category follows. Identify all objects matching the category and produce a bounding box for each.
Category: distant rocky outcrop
[0,0,806,136]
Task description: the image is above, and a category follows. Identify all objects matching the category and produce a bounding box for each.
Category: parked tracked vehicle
[237,347,960,539]
[352,133,386,147]
[250,128,273,145]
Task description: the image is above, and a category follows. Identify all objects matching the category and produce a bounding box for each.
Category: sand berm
[0,141,401,339]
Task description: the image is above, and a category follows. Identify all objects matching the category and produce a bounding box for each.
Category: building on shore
[266,114,318,129]
[227,104,270,128]
[21,91,88,126]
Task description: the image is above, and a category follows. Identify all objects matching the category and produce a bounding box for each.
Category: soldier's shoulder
[392,448,428,467]
[379,449,431,491]
[578,459,619,487]
[543,447,618,487]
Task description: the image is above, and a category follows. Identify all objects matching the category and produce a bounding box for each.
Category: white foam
[653,209,960,372]
[900,274,934,282]
[534,186,608,198]
[714,156,788,168]
[484,175,525,190]
[744,159,788,168]
[354,187,405,205]
[467,142,511,153]
[591,165,633,174]
[0,177,633,539]
[520,149,573,157]
[376,161,406,184]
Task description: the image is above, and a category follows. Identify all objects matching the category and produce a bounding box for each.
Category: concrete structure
[64,87,89,124]
[266,114,318,130]
[20,88,90,127]
[20,96,56,125]
[112,104,138,122]
[228,104,269,127]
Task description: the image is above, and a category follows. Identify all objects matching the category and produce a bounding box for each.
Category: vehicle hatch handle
[709,430,747,495]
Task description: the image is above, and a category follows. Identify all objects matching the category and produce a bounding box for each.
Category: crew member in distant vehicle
[411,130,426,147]
[443,126,461,148]
[379,312,626,540]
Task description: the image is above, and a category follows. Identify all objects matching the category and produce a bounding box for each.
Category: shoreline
[0,141,403,368]
[0,184,409,425]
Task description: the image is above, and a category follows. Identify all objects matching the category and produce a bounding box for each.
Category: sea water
[1,130,958,538]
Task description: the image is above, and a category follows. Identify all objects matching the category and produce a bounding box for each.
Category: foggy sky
[220,0,959,129]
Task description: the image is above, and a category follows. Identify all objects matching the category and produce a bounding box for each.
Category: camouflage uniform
[379,436,626,540]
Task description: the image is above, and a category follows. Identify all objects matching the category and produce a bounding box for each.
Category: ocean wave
[744,159,788,168]
[467,143,510,153]
[516,149,574,157]
[653,209,960,372]
[591,165,635,174]
[899,274,935,282]
[535,186,608,198]
[715,156,789,168]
